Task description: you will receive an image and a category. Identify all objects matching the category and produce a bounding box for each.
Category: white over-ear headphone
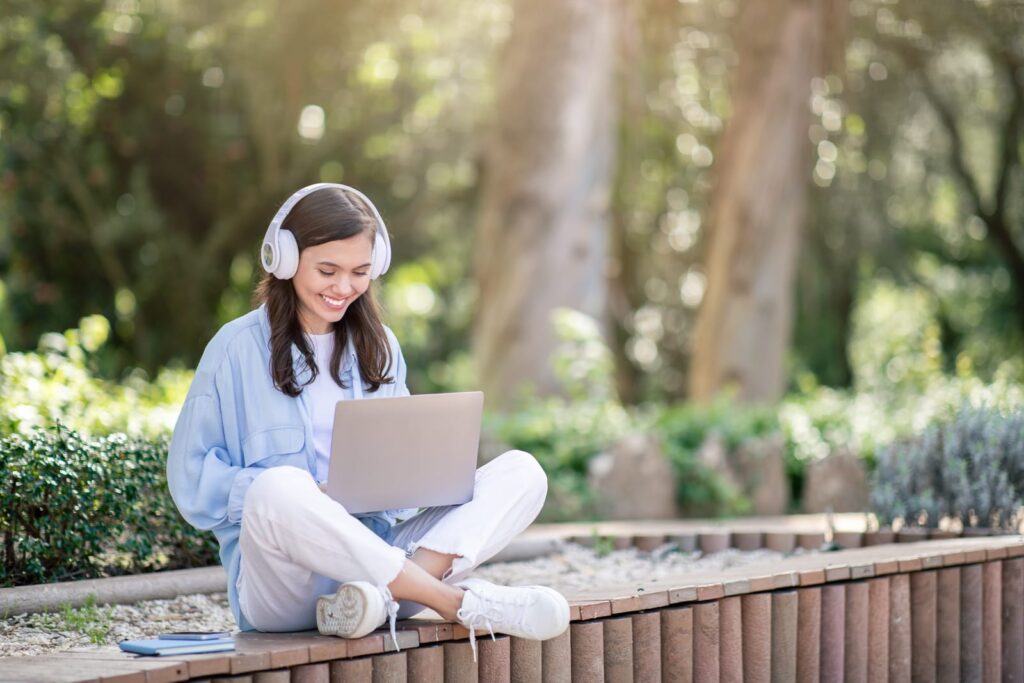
[260,183,392,281]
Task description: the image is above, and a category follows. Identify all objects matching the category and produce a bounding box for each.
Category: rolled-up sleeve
[167,388,255,530]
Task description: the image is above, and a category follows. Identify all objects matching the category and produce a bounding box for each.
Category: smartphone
[159,631,232,641]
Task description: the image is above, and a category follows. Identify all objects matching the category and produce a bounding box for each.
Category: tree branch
[883,34,1024,325]
[912,59,986,217]
[53,150,130,290]
[991,50,1024,226]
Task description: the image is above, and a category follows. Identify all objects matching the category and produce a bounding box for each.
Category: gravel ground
[1,542,800,657]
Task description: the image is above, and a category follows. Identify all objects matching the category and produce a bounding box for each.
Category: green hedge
[0,423,217,587]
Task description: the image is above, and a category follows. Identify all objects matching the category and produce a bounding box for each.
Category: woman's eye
[355,272,368,278]
[318,270,335,277]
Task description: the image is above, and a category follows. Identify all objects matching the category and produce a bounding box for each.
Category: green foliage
[486,397,638,522]
[489,314,767,519]
[0,0,503,381]
[0,314,190,438]
[871,405,1024,529]
[549,308,617,404]
[657,398,778,516]
[0,423,217,587]
[381,259,476,394]
[485,312,644,521]
[782,372,1024,468]
[589,529,616,558]
[31,595,113,645]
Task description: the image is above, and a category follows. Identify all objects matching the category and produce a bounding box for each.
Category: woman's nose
[332,276,356,296]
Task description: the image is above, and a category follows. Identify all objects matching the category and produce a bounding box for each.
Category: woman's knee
[493,449,548,502]
[244,465,316,520]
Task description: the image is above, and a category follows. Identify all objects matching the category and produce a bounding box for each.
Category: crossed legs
[238,450,547,631]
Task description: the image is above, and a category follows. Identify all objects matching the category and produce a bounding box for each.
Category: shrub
[871,405,1024,530]
[0,314,191,439]
[486,398,641,521]
[657,398,779,516]
[0,423,217,587]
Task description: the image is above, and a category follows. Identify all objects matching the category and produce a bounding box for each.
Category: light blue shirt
[166,305,411,631]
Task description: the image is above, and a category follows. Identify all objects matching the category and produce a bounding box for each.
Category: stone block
[292,663,328,683]
[731,532,763,551]
[542,628,571,683]
[843,581,868,683]
[867,578,889,683]
[771,590,798,682]
[509,638,541,683]
[802,448,868,513]
[693,601,720,683]
[661,606,693,683]
[407,645,443,683]
[444,641,478,683]
[479,636,510,683]
[588,433,679,520]
[764,532,796,554]
[570,621,604,683]
[718,596,742,683]
[961,563,983,682]
[372,652,407,683]
[983,561,1003,683]
[910,571,937,682]
[603,616,634,682]
[696,433,790,515]
[741,593,770,683]
[889,573,911,682]
[820,584,845,683]
[937,568,960,683]
[632,612,661,683]
[698,532,731,555]
[1002,558,1024,682]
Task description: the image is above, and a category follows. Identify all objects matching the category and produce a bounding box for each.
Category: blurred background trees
[1,0,1022,408]
[473,0,617,409]
[689,0,845,403]
[2,0,1024,564]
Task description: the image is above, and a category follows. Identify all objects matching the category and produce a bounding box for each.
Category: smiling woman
[253,185,396,397]
[164,183,568,655]
[292,238,374,334]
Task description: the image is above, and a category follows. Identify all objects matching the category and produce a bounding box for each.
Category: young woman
[166,183,569,653]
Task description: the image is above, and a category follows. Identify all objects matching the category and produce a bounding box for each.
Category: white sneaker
[455,578,570,655]
[316,582,401,649]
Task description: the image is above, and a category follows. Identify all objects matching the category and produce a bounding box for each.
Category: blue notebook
[118,637,235,656]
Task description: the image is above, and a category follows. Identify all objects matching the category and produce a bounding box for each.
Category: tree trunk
[473,0,617,410]
[690,0,845,403]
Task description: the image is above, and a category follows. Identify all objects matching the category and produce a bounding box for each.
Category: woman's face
[292,233,374,335]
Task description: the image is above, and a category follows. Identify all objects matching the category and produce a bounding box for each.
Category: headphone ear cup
[275,229,300,279]
[370,228,390,280]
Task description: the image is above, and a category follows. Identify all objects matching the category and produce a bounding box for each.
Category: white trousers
[237,450,548,631]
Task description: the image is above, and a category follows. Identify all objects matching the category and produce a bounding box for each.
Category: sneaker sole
[317,584,369,638]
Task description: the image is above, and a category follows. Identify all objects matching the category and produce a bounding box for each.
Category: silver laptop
[325,391,484,514]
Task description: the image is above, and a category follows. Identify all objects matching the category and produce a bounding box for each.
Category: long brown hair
[253,187,394,397]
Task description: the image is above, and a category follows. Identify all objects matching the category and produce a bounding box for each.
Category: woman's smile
[320,293,349,311]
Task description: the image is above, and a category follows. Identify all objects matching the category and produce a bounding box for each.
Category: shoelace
[456,597,530,661]
[379,585,401,652]
[456,607,495,662]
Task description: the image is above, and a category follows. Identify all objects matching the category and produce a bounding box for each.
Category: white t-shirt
[304,331,350,483]
[303,329,419,523]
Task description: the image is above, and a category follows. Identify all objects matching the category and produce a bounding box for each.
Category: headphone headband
[260,183,392,280]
